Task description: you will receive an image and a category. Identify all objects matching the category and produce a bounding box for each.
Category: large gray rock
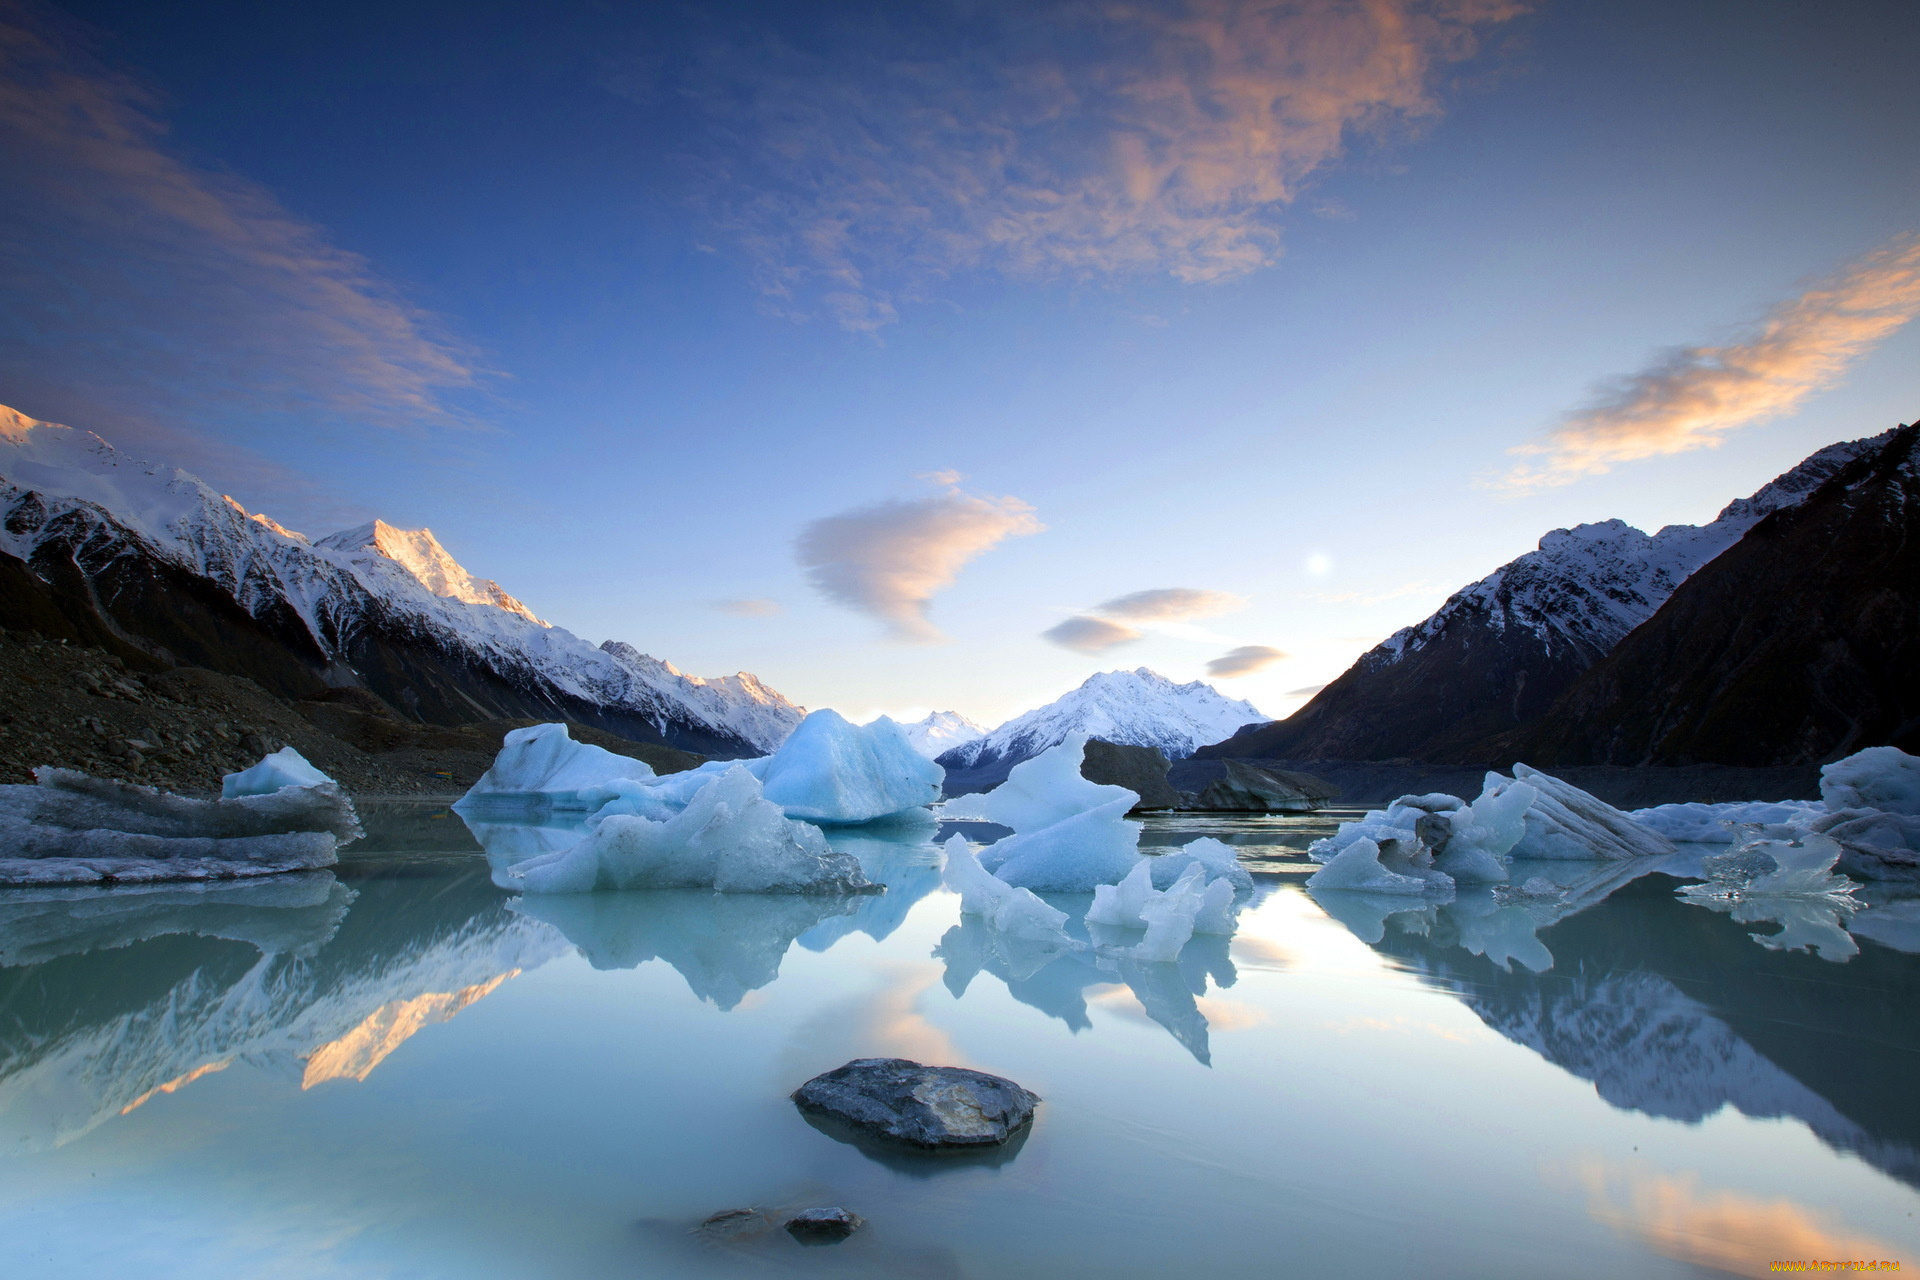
[1079,740,1182,811]
[791,1058,1039,1149]
[1186,760,1339,812]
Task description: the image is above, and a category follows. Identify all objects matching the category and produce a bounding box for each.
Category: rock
[1187,760,1338,812]
[1079,739,1182,811]
[695,1208,770,1241]
[783,1207,863,1243]
[791,1058,1039,1150]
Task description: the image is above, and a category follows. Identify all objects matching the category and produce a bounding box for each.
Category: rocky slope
[938,668,1265,794]
[1204,429,1892,765]
[1509,422,1919,766]
[0,406,804,757]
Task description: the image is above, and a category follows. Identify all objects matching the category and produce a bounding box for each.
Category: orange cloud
[683,0,1528,330]
[1207,644,1287,676]
[797,481,1043,642]
[1507,233,1920,490]
[1043,614,1145,653]
[1573,1160,1902,1276]
[1094,587,1247,622]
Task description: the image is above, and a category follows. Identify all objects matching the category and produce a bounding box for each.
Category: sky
[1,0,1916,727]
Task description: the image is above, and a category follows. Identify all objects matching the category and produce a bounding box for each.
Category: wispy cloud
[1506,233,1920,490]
[1043,615,1144,654]
[1094,586,1245,622]
[1286,682,1328,696]
[796,479,1042,642]
[681,0,1527,330]
[0,5,480,442]
[1207,644,1286,676]
[712,597,782,617]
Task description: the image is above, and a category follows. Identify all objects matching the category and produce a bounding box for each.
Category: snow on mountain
[1371,433,1888,673]
[889,710,988,758]
[0,406,801,754]
[941,668,1264,776]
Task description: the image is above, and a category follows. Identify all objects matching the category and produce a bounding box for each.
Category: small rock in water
[784,1207,864,1243]
[791,1057,1039,1149]
[694,1208,770,1241]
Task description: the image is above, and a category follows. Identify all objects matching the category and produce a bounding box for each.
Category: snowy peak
[941,668,1265,769]
[317,520,545,625]
[891,710,988,758]
[598,640,806,752]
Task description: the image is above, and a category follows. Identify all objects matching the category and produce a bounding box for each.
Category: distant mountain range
[892,710,988,759]
[1206,419,1917,768]
[0,406,803,756]
[939,668,1265,794]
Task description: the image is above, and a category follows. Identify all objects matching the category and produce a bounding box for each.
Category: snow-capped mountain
[890,710,988,759]
[1205,429,1892,764]
[938,668,1264,793]
[0,406,802,755]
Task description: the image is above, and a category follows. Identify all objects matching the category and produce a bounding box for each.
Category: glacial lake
[1,800,1915,1278]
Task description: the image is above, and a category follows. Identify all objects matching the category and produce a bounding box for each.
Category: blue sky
[2,0,1916,725]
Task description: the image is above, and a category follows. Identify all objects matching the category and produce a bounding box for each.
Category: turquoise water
[0,800,1914,1278]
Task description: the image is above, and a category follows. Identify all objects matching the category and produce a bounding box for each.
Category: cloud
[0,6,480,443]
[1042,615,1145,653]
[1093,587,1246,622]
[1286,683,1328,696]
[1506,232,1920,489]
[1206,644,1287,676]
[678,0,1527,330]
[796,482,1042,641]
[713,597,782,617]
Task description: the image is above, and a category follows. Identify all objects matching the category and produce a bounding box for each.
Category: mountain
[891,710,988,759]
[937,668,1264,794]
[1509,422,1918,766]
[1202,430,1890,765]
[0,406,803,756]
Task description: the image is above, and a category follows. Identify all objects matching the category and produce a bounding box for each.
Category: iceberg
[0,754,361,886]
[757,710,943,825]
[1629,799,1825,843]
[939,836,1074,943]
[1306,836,1451,896]
[1087,861,1239,962]
[1807,808,1920,882]
[1147,836,1254,893]
[505,766,874,895]
[1679,828,1858,903]
[1821,745,1920,816]
[1502,765,1674,860]
[456,723,657,812]
[1308,777,1537,889]
[946,734,1144,892]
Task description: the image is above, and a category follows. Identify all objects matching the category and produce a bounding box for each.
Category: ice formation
[1503,765,1675,859]
[0,753,362,886]
[504,766,873,895]
[1807,808,1920,881]
[456,723,657,811]
[1147,836,1254,893]
[1821,746,1920,816]
[939,836,1074,942]
[1679,827,1858,903]
[943,733,1144,892]
[1306,836,1451,896]
[1308,777,1537,892]
[1086,860,1238,961]
[1629,799,1825,843]
[756,710,943,824]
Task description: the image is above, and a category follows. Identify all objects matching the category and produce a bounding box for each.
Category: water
[0,799,1915,1278]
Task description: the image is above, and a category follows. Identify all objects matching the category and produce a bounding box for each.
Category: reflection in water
[302,971,520,1087]
[1340,877,1920,1188]
[0,867,563,1152]
[1573,1160,1900,1276]
[510,891,863,1009]
[799,829,946,951]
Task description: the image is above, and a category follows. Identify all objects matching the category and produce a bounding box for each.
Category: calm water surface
[0,799,1915,1278]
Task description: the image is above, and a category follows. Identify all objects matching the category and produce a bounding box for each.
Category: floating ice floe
[1502,765,1675,860]
[1679,828,1859,904]
[0,751,362,885]
[946,733,1144,892]
[756,710,943,824]
[1146,836,1254,893]
[1821,745,1920,816]
[505,766,874,895]
[455,722,657,812]
[1086,859,1238,961]
[1629,799,1825,843]
[939,836,1074,943]
[1309,779,1538,890]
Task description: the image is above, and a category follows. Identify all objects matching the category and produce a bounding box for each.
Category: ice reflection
[510,890,866,1009]
[798,825,946,950]
[0,868,561,1152]
[935,896,1244,1065]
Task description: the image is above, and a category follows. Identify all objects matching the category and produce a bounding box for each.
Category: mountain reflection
[0,866,562,1152]
[1334,876,1920,1189]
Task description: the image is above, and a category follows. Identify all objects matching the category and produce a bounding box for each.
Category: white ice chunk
[221,746,333,797]
[1306,837,1447,895]
[1809,808,1920,881]
[975,795,1143,892]
[1131,864,1208,962]
[1501,765,1675,860]
[507,766,872,895]
[1086,859,1158,929]
[1820,745,1920,817]
[940,732,1137,829]
[1680,828,1858,901]
[757,710,943,824]
[939,836,1074,942]
[1308,776,1532,888]
[1149,836,1254,892]
[457,723,656,811]
[0,762,360,885]
[1629,798,1827,843]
